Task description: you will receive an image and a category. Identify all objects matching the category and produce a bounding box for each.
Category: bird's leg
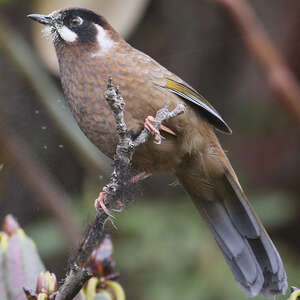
[94,191,115,218]
[129,171,152,184]
[94,192,123,216]
[111,171,152,212]
[144,116,176,144]
[95,172,152,214]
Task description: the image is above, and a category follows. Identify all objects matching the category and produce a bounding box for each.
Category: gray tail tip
[240,273,288,298]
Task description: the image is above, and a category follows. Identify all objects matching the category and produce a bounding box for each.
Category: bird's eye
[69,16,83,27]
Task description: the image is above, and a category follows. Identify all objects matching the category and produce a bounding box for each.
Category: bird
[28,7,287,297]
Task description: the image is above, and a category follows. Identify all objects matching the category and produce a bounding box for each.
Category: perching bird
[28,8,287,297]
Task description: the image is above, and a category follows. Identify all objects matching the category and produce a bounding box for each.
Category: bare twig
[214,0,300,126]
[55,79,185,300]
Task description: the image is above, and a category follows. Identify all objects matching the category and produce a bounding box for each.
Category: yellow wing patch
[163,78,232,134]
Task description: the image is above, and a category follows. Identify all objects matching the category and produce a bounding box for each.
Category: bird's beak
[27,14,53,26]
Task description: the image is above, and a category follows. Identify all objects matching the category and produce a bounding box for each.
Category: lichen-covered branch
[55,79,185,300]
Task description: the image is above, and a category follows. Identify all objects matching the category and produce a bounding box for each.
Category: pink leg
[130,171,152,184]
[95,172,152,214]
[94,191,115,218]
[144,116,176,144]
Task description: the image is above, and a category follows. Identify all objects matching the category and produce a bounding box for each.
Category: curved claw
[144,116,176,144]
[94,191,115,218]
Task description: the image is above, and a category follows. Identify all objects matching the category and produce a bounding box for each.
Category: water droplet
[43,145,48,150]
[35,110,40,114]
[41,126,47,130]
[0,164,4,171]
[58,144,64,149]
[99,175,104,180]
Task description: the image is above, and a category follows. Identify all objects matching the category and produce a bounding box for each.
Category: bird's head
[28,7,119,53]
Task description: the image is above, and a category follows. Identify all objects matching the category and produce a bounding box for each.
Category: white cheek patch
[91,24,116,56]
[57,25,78,43]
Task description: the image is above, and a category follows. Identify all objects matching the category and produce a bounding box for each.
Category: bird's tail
[176,154,287,297]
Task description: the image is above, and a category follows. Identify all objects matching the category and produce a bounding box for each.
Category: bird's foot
[144,116,176,144]
[94,191,115,218]
[95,192,123,215]
[95,172,151,215]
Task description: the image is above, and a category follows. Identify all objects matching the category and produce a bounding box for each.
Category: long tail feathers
[176,161,287,297]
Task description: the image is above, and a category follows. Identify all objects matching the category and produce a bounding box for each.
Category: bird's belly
[61,59,192,172]
[73,109,118,159]
[133,137,184,173]
[70,98,184,173]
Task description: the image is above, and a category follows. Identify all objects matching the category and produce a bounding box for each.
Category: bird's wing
[160,78,232,134]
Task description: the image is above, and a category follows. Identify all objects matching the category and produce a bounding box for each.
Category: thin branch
[214,0,300,126]
[55,79,185,300]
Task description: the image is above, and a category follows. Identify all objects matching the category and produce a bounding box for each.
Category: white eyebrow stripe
[57,25,78,43]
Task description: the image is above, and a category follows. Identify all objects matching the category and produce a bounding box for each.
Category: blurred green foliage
[26,220,67,258]
[114,199,292,300]
[25,191,298,300]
